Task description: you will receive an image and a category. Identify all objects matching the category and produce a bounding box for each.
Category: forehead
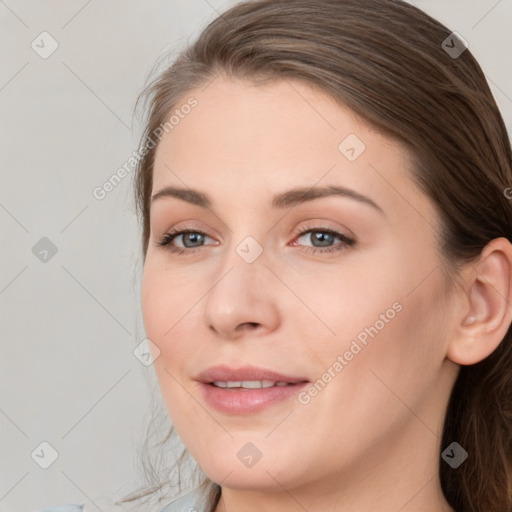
[154,77,372,166]
[151,76,427,218]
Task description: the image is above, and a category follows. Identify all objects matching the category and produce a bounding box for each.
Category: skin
[141,76,512,512]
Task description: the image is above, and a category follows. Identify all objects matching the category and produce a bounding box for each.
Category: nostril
[234,322,260,334]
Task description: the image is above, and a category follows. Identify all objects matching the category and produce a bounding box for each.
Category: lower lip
[199,382,309,414]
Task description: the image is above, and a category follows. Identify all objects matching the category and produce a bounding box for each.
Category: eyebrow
[151,184,384,214]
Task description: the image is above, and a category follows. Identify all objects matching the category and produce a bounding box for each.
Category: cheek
[339,268,450,409]
[307,252,449,410]
[141,262,188,339]
[141,268,164,340]
[140,269,197,423]
[295,265,403,354]
[141,263,209,390]
[141,266,188,373]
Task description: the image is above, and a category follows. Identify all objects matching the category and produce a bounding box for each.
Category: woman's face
[141,77,459,497]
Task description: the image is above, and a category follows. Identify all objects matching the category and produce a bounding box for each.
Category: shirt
[35,487,209,512]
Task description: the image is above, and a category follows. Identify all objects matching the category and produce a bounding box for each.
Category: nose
[203,247,280,340]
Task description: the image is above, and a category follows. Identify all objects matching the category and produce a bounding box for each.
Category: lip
[195,364,310,415]
[195,364,309,384]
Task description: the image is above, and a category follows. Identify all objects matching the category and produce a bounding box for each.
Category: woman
[39,0,512,511]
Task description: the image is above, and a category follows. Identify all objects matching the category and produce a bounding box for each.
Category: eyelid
[292,220,354,240]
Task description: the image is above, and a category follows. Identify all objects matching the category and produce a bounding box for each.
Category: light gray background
[1,1,511,511]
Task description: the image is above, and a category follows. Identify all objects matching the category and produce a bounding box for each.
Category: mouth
[209,380,296,389]
[195,365,310,414]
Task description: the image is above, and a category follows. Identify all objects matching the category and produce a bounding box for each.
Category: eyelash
[155,226,355,256]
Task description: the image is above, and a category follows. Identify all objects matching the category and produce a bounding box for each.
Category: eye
[155,229,216,255]
[154,226,355,256]
[292,227,355,254]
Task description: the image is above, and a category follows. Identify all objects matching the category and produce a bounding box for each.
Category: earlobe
[446,237,512,366]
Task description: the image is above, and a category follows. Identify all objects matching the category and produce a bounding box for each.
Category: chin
[203,465,294,492]
[193,447,291,487]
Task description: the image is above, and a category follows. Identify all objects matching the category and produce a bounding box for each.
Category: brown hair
[120,0,512,510]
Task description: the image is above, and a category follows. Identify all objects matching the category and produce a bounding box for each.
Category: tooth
[241,380,262,388]
[212,380,289,389]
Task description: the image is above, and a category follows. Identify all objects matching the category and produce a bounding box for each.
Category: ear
[446,237,512,366]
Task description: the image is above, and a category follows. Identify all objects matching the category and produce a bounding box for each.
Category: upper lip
[195,364,309,384]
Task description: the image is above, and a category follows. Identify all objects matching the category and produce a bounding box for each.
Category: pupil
[184,233,203,247]
[313,232,333,247]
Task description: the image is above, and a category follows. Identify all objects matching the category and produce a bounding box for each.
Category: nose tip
[203,253,280,339]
